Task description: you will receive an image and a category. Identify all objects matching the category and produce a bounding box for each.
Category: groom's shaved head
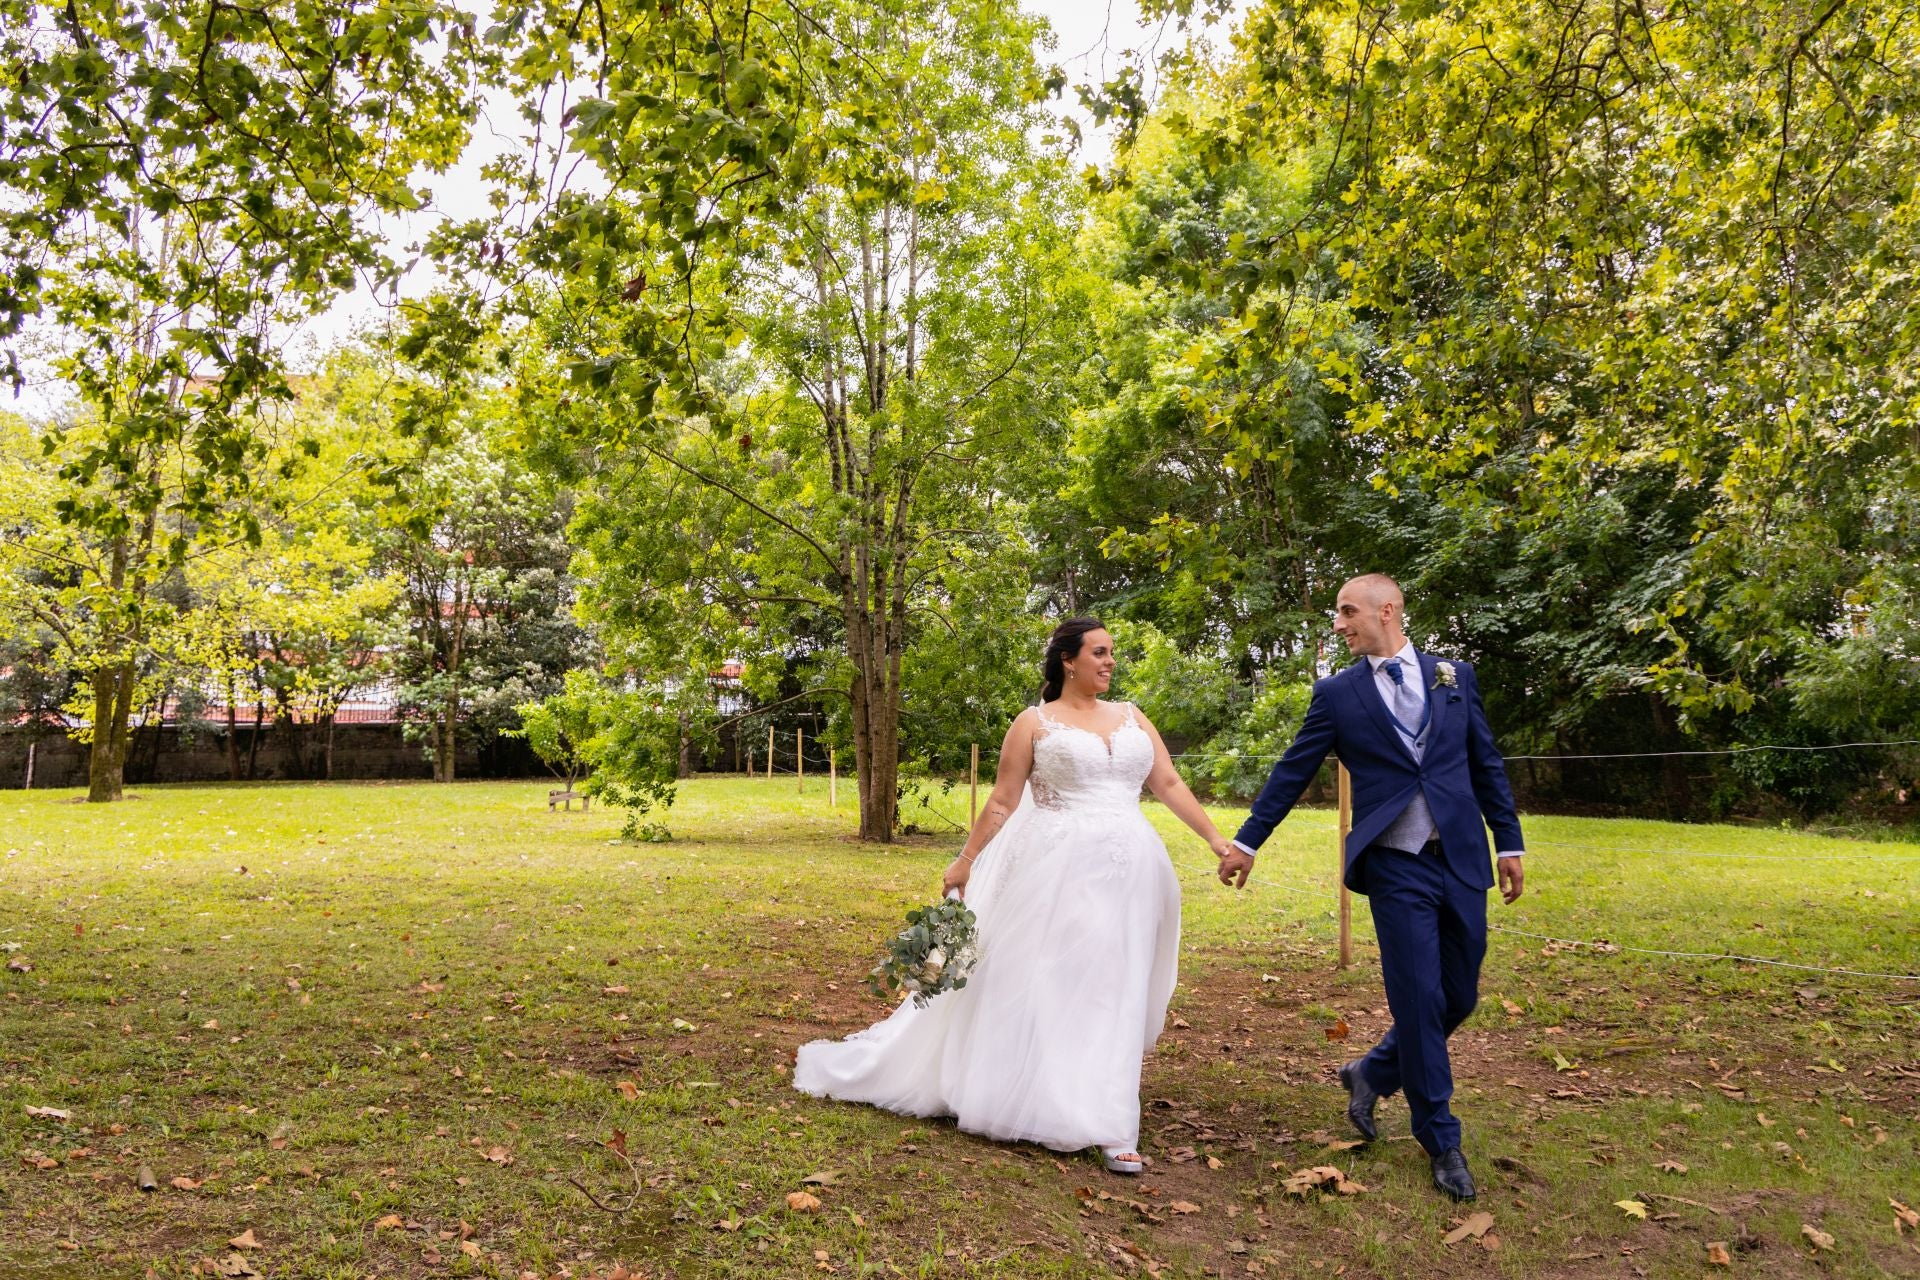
[1343,573,1404,610]
[1333,573,1408,658]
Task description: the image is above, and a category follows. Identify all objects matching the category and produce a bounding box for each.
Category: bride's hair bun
[1041,617,1107,703]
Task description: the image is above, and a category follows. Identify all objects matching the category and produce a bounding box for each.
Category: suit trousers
[1355,842,1487,1154]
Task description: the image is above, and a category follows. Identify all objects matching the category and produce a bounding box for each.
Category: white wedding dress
[794,702,1182,1155]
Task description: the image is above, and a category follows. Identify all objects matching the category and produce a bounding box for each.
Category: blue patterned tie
[1382,658,1424,757]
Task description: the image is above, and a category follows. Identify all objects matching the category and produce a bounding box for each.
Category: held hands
[1497,856,1524,905]
[1211,834,1253,890]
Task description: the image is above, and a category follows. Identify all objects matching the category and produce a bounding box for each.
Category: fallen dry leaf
[1325,1018,1351,1041]
[1892,1199,1919,1234]
[615,1080,639,1100]
[170,1176,201,1191]
[1706,1241,1732,1266]
[1168,1201,1201,1215]
[1500,998,1523,1016]
[480,1145,513,1164]
[1442,1211,1495,1245]
[227,1230,262,1250]
[374,1214,404,1230]
[24,1105,70,1121]
[1801,1223,1835,1251]
[602,985,630,995]
[459,1241,482,1258]
[1656,1160,1688,1174]
[785,1191,822,1213]
[1615,1200,1649,1220]
[1205,1155,1224,1170]
[206,1255,257,1277]
[801,1170,839,1186]
[1281,1165,1366,1196]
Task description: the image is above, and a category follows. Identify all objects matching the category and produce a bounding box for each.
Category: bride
[794,617,1232,1172]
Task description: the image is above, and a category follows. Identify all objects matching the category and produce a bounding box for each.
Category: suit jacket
[1233,652,1524,894]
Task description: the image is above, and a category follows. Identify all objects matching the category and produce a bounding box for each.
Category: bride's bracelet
[957,851,977,863]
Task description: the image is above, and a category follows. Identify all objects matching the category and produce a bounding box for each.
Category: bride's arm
[942,710,1038,896]
[1136,707,1232,854]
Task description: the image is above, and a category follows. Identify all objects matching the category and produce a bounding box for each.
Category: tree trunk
[677,710,692,779]
[278,702,305,780]
[857,679,900,841]
[224,665,242,781]
[323,714,335,781]
[85,660,134,802]
[435,695,458,782]
[246,697,264,780]
[844,574,902,840]
[86,529,141,802]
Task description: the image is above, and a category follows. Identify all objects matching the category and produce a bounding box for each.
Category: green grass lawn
[0,778,1915,1279]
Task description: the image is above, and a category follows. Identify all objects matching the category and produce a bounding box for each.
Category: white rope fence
[1165,737,1920,763]
[758,729,1917,980]
[1525,836,1920,863]
[1163,853,1920,981]
[1484,923,1920,982]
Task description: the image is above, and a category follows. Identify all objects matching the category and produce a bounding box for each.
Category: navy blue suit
[1234,651,1524,1153]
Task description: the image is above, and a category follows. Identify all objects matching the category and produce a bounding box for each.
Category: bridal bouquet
[868,892,978,1007]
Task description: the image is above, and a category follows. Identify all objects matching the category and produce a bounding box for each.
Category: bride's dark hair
[1041,617,1108,703]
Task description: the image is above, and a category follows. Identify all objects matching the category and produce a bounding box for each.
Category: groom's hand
[1212,837,1253,889]
[1497,856,1524,904]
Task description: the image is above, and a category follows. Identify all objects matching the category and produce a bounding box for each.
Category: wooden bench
[548,789,591,812]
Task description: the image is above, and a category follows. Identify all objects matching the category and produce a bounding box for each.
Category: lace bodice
[1028,702,1155,812]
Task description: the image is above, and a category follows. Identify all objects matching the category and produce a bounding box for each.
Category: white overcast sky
[9,0,1232,418]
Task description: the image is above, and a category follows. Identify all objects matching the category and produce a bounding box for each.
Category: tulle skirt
[793,799,1181,1153]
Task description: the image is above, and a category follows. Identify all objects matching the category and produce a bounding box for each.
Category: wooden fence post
[970,743,979,825]
[830,749,837,807]
[24,742,34,791]
[767,725,774,780]
[797,728,804,794]
[1337,762,1353,969]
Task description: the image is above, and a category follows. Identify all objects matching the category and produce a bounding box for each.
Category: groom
[1212,574,1526,1201]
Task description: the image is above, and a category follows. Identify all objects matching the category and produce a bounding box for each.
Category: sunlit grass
[0,779,1913,1278]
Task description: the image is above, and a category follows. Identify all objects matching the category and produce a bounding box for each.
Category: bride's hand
[942,856,971,898]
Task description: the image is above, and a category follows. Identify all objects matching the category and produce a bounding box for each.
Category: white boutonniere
[1432,661,1458,689]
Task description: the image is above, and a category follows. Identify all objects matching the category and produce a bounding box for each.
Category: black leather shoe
[1337,1061,1378,1142]
[1430,1147,1477,1201]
